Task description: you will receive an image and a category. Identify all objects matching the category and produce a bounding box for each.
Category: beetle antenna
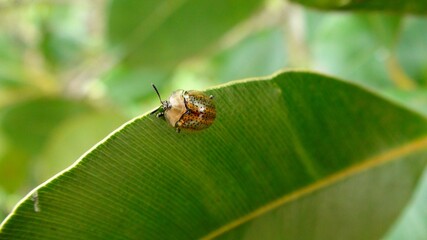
[151,83,163,103]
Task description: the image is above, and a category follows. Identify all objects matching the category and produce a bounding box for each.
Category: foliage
[0,0,427,239]
[2,71,427,239]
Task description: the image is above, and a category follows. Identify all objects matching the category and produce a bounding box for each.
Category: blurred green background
[0,0,426,222]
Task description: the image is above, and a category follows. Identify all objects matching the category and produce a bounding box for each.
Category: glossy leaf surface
[107,0,263,67]
[1,71,427,239]
[290,0,427,14]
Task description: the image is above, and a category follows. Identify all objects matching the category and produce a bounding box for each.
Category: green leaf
[307,12,401,88]
[102,66,171,106]
[0,35,25,89]
[107,0,264,68]
[38,3,97,71]
[36,111,127,182]
[290,0,427,14]
[396,16,427,86]
[1,71,427,239]
[211,27,288,84]
[381,88,427,115]
[0,98,91,154]
[385,167,427,239]
[0,147,29,193]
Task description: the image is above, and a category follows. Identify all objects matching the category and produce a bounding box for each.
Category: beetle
[150,84,216,133]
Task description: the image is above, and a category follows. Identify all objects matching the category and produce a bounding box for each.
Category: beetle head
[150,84,170,117]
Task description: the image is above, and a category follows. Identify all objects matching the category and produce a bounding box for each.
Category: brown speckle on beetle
[151,85,216,132]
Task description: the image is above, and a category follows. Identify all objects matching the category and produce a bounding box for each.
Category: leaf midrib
[201,136,427,239]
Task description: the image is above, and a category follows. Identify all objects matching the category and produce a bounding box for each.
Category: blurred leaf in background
[211,27,288,83]
[290,0,427,14]
[307,13,400,88]
[107,0,265,68]
[0,0,126,221]
[0,0,427,236]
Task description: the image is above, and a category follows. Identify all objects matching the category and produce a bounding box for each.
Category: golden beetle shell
[151,85,216,133]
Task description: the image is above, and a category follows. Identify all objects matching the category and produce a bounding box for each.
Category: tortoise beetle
[150,84,216,133]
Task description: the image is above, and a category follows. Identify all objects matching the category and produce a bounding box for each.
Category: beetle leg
[175,128,181,133]
[150,107,159,115]
[156,112,165,118]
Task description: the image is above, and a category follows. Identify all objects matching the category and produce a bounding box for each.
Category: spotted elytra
[150,84,216,133]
